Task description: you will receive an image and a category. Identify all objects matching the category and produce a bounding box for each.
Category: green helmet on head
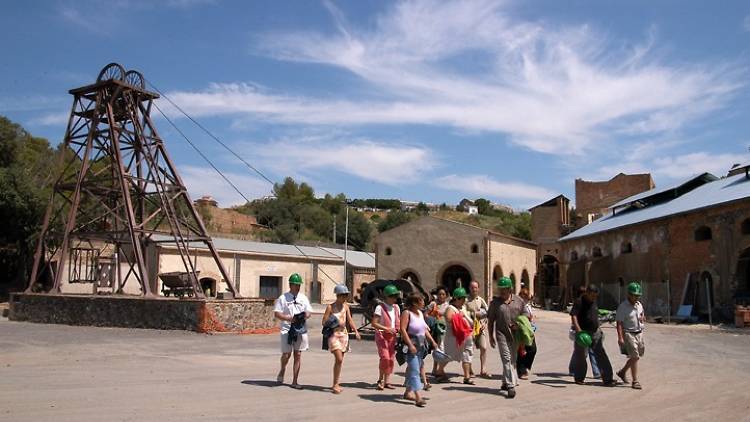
[288,273,303,285]
[576,331,593,348]
[497,276,513,289]
[453,287,468,299]
[627,282,642,296]
[383,284,400,297]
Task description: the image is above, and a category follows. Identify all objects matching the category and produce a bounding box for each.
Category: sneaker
[507,388,516,399]
[500,383,509,391]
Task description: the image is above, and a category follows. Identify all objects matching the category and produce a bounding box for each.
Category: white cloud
[180,165,273,207]
[163,0,742,156]
[249,137,435,185]
[435,174,556,205]
[28,112,70,127]
[589,151,748,183]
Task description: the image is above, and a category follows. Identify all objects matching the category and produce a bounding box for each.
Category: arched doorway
[399,270,421,285]
[509,272,517,290]
[735,248,750,300]
[200,277,217,298]
[492,265,503,281]
[441,264,472,294]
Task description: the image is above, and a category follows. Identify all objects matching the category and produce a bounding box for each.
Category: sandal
[434,375,450,383]
[384,383,396,390]
[403,392,415,401]
[423,382,432,391]
[479,372,491,379]
[616,369,629,384]
[415,400,426,408]
[632,381,642,390]
[290,383,303,390]
[463,378,475,385]
[376,381,384,391]
[332,386,342,394]
[276,374,284,384]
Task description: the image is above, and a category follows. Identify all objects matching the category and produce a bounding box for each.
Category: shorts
[623,331,645,359]
[280,332,309,353]
[328,330,349,353]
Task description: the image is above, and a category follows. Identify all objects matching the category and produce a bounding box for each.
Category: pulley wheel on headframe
[97,63,126,83]
[125,70,145,89]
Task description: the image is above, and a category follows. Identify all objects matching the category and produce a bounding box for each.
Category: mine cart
[160,271,199,298]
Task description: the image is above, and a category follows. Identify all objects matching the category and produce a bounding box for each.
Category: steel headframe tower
[27,63,237,298]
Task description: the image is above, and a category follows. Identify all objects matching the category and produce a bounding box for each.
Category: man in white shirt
[274,273,312,389]
[616,282,646,390]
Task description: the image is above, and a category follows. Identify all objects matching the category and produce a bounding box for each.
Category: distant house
[467,205,479,215]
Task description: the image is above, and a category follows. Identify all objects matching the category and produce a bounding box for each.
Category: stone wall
[8,293,276,333]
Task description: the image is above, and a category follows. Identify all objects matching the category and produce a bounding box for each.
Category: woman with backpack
[371,284,401,390]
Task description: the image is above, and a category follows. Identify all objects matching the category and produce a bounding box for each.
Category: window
[621,242,632,254]
[259,276,282,299]
[592,247,603,258]
[471,244,479,254]
[385,247,392,256]
[570,251,579,261]
[742,218,750,235]
[694,226,712,241]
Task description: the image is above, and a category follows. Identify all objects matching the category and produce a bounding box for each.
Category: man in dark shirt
[570,285,615,386]
[489,277,530,398]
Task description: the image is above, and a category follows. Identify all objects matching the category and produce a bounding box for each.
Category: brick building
[575,173,654,226]
[529,195,571,303]
[557,168,750,319]
[376,216,537,300]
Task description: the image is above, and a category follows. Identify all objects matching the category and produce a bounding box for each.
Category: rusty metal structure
[27,63,237,298]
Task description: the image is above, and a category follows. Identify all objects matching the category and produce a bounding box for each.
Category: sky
[2,0,750,210]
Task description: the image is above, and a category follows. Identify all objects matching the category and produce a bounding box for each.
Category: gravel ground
[1,310,749,421]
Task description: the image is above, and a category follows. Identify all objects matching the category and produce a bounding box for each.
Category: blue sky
[2,0,749,209]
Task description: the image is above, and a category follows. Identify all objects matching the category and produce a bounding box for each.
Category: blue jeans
[405,352,423,392]
[569,348,600,378]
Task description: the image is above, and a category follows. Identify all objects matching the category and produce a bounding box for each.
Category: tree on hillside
[474,198,491,215]
[0,116,60,293]
[377,210,417,232]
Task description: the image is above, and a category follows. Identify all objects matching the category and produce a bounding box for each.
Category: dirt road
[1,310,748,421]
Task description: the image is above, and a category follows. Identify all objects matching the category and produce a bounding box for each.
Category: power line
[152,102,253,205]
[146,78,277,187]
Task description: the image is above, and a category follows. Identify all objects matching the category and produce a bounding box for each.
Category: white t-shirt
[373,303,397,329]
[274,291,313,335]
[616,300,644,333]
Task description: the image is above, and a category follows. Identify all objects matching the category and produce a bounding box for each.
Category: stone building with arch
[375,217,537,300]
[557,168,750,320]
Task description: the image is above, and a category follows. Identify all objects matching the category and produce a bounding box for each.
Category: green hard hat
[288,273,303,285]
[497,276,513,289]
[453,287,468,299]
[627,282,642,296]
[383,284,400,297]
[576,331,593,348]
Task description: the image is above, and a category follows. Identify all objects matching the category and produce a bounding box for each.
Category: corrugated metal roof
[153,235,374,268]
[561,173,750,241]
[610,173,717,209]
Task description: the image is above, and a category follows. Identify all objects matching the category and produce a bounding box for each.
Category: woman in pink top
[400,293,438,407]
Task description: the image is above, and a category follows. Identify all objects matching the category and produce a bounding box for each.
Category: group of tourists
[272,272,646,406]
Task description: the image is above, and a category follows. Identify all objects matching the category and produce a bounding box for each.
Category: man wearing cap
[570,285,616,386]
[274,273,313,389]
[616,282,646,389]
[488,276,529,398]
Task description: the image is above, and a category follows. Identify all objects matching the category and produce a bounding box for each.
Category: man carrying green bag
[570,285,616,386]
[488,277,530,398]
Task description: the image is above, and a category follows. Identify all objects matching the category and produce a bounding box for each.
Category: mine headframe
[27,63,237,298]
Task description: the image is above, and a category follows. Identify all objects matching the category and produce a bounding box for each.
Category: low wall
[8,293,276,333]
